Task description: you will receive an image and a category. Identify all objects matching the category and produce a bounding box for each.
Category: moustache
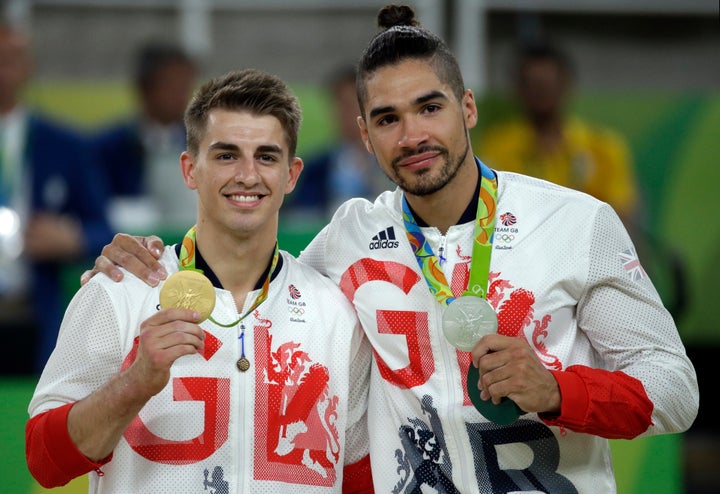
[391,146,448,168]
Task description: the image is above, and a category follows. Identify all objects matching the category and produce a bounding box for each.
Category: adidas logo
[369,226,400,250]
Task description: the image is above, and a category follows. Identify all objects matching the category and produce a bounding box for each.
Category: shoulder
[280,252,355,310]
[281,252,342,290]
[87,246,178,295]
[329,189,400,225]
[498,170,605,213]
[497,171,625,260]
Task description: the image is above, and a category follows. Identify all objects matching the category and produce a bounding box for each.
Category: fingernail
[148,274,159,286]
[152,247,163,257]
[156,268,167,278]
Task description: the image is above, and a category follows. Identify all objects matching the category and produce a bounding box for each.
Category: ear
[180,151,198,190]
[462,89,478,130]
[284,156,304,194]
[357,116,375,155]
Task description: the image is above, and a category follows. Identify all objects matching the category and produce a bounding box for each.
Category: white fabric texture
[29,247,371,493]
[299,170,697,494]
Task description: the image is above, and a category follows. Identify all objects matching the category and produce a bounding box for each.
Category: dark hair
[134,41,196,90]
[356,4,465,116]
[184,69,302,158]
[515,42,575,81]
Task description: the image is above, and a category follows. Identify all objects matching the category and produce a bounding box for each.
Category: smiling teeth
[230,195,260,202]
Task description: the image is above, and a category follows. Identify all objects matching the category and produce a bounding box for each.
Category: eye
[216,152,235,161]
[376,114,398,127]
[422,103,441,114]
[257,153,279,164]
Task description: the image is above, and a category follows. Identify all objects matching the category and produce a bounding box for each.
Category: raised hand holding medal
[403,161,522,425]
[161,226,279,372]
[442,296,523,425]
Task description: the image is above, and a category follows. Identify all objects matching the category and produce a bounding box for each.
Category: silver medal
[442,296,498,351]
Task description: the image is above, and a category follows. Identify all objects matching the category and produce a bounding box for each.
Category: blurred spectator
[0,22,113,374]
[477,42,640,225]
[92,41,198,232]
[476,41,689,322]
[285,65,393,221]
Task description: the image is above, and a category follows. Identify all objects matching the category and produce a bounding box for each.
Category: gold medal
[236,357,250,372]
[159,270,216,322]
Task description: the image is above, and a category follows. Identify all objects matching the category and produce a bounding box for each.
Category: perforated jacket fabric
[28,248,372,493]
[299,164,697,494]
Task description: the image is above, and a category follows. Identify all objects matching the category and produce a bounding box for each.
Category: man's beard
[389,139,470,196]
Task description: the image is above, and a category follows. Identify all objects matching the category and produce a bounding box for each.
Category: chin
[400,172,449,197]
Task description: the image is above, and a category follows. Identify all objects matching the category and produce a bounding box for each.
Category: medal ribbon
[178,225,279,327]
[402,160,498,306]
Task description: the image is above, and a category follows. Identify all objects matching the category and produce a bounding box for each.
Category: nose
[398,116,428,148]
[233,158,261,186]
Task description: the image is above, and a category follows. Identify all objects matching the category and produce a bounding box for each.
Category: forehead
[363,59,447,110]
[202,109,287,150]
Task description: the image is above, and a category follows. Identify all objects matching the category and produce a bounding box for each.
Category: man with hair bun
[82,4,697,492]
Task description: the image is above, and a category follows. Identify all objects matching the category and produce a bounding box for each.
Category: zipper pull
[438,235,447,266]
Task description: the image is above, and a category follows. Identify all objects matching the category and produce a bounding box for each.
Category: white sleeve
[298,225,330,276]
[28,280,126,417]
[579,204,698,434]
[343,320,372,465]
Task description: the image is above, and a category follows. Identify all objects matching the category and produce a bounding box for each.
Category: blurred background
[1,0,717,492]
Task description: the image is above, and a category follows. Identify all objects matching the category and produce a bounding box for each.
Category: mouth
[394,149,444,170]
[226,193,264,206]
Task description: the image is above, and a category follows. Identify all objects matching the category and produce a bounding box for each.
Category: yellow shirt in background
[477,117,638,218]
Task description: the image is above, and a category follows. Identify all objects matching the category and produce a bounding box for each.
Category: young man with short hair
[26,69,372,493]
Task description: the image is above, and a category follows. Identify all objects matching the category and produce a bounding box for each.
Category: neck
[195,222,277,297]
[404,156,479,235]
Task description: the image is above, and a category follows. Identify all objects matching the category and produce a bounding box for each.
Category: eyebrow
[208,141,239,153]
[368,90,449,120]
[256,144,284,155]
[207,142,284,155]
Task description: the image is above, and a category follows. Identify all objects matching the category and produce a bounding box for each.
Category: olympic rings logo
[495,234,515,243]
[288,306,305,315]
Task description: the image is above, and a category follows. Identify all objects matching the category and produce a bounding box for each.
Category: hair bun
[377,4,418,29]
